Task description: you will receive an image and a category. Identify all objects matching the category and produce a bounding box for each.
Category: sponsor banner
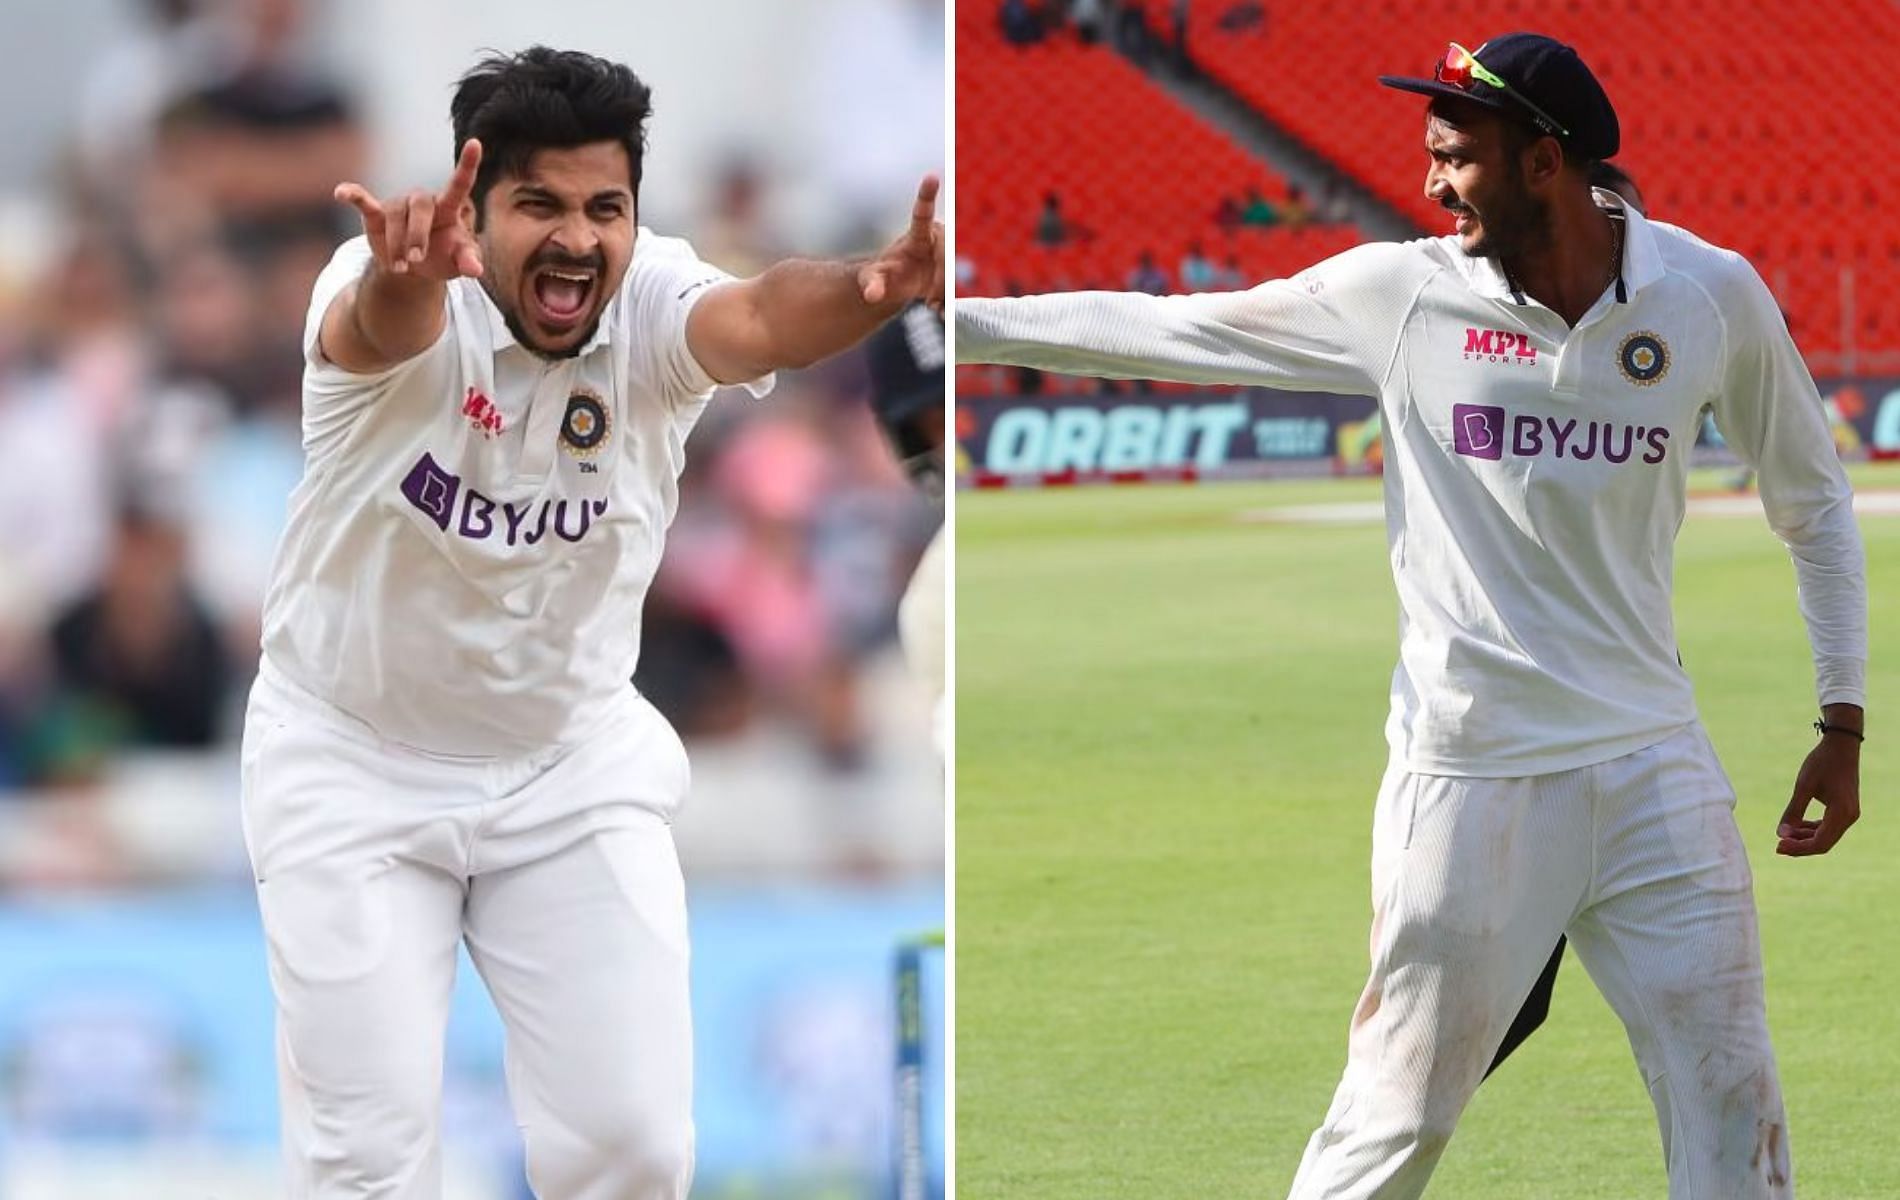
[955,391,1379,482]
[956,377,1900,485]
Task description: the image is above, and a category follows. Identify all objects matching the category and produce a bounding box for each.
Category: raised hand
[334,138,486,283]
[859,174,946,314]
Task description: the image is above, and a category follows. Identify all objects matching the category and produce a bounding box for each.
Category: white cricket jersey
[260,231,771,757]
[957,194,1866,776]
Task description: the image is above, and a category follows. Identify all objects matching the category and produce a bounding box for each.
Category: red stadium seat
[1177,0,1900,369]
[957,0,1344,329]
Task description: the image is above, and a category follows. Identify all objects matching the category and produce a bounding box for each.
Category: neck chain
[1501,211,1624,305]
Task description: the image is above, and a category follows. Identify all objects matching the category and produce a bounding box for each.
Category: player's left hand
[1775,733,1860,856]
[859,175,945,315]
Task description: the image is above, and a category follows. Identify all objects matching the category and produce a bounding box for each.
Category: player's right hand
[334,138,486,283]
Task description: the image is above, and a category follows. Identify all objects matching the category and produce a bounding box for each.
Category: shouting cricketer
[240,46,943,1200]
[956,32,1863,1200]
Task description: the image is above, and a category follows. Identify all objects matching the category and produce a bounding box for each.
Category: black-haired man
[957,32,1861,1199]
[243,46,942,1199]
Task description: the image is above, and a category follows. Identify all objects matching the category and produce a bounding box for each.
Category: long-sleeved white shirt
[958,195,1866,776]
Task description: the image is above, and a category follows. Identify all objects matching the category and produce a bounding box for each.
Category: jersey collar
[1458,188,1666,305]
[1598,188,1665,298]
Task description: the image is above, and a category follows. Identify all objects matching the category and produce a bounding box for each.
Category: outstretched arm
[686,175,945,384]
[955,241,1426,398]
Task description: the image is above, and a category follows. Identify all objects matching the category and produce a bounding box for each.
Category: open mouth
[1451,211,1475,235]
[529,266,598,331]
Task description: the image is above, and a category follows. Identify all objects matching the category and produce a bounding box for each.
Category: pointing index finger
[909,174,940,239]
[440,138,483,208]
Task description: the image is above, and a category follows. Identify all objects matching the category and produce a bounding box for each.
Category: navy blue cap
[1379,33,1620,161]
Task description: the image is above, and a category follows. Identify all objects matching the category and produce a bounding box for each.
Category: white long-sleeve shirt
[957,196,1866,776]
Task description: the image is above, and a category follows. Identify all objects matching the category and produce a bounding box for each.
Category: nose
[549,211,599,257]
[1424,163,1450,206]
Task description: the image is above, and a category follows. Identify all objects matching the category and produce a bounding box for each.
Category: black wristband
[1814,719,1865,742]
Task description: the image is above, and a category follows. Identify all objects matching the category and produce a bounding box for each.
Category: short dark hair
[450,47,653,220]
[1588,160,1634,193]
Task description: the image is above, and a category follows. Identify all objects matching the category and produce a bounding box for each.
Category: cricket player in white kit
[241,47,943,1199]
[957,33,1864,1199]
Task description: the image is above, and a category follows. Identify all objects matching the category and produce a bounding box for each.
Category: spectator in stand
[1036,191,1071,247]
[697,157,787,280]
[1216,1,1268,33]
[1169,0,1192,74]
[1319,177,1353,224]
[72,0,234,208]
[1240,186,1280,227]
[1129,251,1169,294]
[1214,192,1243,231]
[1280,182,1313,230]
[148,0,366,259]
[1115,2,1153,63]
[1216,253,1248,289]
[1001,0,1046,45]
[1071,0,1108,44]
[1180,241,1218,291]
[148,236,267,416]
[45,498,231,753]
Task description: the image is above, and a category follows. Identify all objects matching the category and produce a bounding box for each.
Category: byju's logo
[1452,404,1505,460]
[400,452,608,544]
[1463,328,1539,366]
[401,453,460,527]
[1450,408,1671,465]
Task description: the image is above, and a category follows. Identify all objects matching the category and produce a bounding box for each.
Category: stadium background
[955,1,1900,1196]
[0,1,944,1197]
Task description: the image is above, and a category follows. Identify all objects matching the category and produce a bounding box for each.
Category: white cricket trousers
[240,664,696,1200]
[1288,723,1791,1199]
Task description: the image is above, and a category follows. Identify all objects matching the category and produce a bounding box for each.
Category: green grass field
[955,466,1900,1198]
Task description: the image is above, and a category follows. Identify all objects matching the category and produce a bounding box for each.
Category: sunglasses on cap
[1435,41,1571,139]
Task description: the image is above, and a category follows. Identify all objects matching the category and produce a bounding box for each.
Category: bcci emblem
[1617,331,1670,386]
[559,390,610,457]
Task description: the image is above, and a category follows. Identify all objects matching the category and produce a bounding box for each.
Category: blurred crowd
[0,0,940,881]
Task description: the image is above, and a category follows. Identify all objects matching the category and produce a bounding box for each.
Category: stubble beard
[479,273,602,361]
[1464,173,1554,269]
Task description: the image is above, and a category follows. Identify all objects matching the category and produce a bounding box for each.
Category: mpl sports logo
[400,452,608,545]
[1452,404,1670,464]
[1463,327,1539,366]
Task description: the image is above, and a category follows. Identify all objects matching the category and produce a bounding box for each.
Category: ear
[1524,136,1565,187]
